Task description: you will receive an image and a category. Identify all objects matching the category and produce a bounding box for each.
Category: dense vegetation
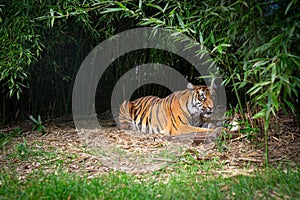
[1,0,299,130]
[1,1,300,195]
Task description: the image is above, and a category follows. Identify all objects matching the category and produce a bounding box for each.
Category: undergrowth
[0,161,299,200]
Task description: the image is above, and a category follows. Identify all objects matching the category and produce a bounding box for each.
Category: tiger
[202,112,242,132]
[118,82,219,137]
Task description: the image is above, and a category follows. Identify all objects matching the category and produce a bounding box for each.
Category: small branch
[0,127,21,133]
[230,134,247,142]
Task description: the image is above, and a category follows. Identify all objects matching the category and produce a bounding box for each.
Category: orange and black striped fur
[118,83,216,136]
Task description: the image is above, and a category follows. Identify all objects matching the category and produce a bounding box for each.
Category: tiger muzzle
[202,108,213,118]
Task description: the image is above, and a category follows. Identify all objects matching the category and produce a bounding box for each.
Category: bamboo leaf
[253,109,266,119]
[291,57,300,67]
[279,75,290,84]
[248,86,262,96]
[101,8,127,14]
[29,115,39,124]
[254,43,271,53]
[284,0,294,15]
[253,60,269,67]
[271,63,276,83]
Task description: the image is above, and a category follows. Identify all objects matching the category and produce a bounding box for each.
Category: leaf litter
[0,116,299,179]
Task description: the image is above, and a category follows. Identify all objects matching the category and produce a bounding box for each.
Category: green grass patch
[1,132,299,199]
[1,164,299,200]
[0,128,23,151]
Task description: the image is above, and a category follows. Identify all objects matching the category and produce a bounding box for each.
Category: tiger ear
[209,87,215,95]
[187,82,194,90]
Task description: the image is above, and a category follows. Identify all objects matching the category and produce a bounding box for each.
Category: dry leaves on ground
[0,117,299,178]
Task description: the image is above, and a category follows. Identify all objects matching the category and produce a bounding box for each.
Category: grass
[0,130,299,199]
[1,155,299,199]
[0,128,23,152]
[0,166,299,199]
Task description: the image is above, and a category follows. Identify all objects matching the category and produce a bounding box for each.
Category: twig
[239,157,262,162]
[0,127,20,133]
[230,134,247,142]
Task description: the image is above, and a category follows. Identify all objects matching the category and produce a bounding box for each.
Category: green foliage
[0,165,299,199]
[0,0,121,121]
[29,115,45,134]
[13,139,48,160]
[14,139,30,159]
[215,129,232,152]
[0,128,23,151]
[102,0,300,165]
[0,1,41,99]
[0,0,299,160]
[1,127,299,199]
[240,120,259,141]
[106,0,300,119]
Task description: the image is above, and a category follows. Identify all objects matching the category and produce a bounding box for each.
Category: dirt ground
[1,116,299,178]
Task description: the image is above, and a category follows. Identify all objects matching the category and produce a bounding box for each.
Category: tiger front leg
[171,125,222,144]
[172,125,214,135]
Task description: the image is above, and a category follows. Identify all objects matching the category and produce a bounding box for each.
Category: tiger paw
[203,127,223,144]
[201,122,217,129]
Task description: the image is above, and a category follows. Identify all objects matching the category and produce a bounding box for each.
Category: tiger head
[187,83,215,119]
